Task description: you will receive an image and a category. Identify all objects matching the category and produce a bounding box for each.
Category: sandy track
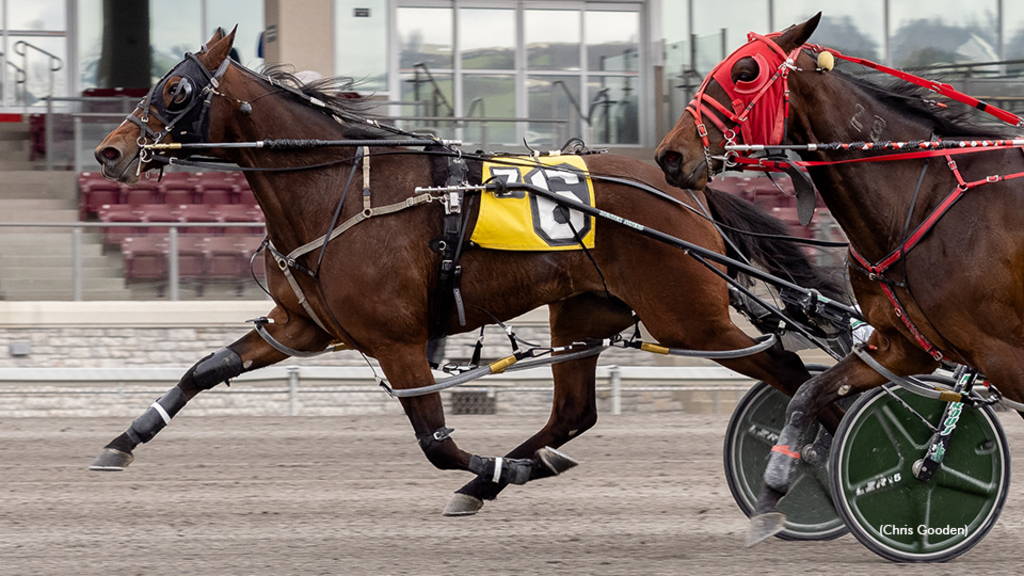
[2,411,1024,575]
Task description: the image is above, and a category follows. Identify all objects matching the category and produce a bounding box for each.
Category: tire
[723,364,849,541]
[829,382,1011,562]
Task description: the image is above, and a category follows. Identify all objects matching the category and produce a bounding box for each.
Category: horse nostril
[657,150,682,172]
[101,147,121,161]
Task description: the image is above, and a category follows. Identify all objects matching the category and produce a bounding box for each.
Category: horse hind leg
[89,310,331,471]
[445,294,634,516]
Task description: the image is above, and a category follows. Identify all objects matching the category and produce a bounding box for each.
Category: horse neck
[224,80,358,252]
[786,73,950,262]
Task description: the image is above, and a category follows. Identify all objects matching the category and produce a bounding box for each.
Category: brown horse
[90,28,842,515]
[657,13,1024,543]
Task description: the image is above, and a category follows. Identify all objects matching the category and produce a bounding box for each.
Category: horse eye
[167,80,193,109]
[733,58,760,83]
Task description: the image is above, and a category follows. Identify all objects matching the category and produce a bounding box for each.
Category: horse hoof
[88,448,133,471]
[537,446,578,475]
[443,493,484,516]
[745,512,787,547]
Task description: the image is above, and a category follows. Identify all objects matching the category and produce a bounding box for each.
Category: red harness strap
[847,156,1024,361]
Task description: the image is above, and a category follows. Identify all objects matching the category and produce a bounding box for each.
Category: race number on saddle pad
[471,155,596,251]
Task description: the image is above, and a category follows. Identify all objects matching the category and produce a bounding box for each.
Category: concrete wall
[263,0,335,77]
[0,301,763,416]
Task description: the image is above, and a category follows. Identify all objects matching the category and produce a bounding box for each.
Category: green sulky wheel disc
[830,383,1011,562]
[723,365,849,541]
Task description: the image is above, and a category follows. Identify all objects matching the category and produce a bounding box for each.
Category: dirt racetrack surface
[3,411,1024,575]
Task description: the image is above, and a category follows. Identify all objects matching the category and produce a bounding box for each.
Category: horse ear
[206,27,225,48]
[203,25,237,69]
[775,12,821,52]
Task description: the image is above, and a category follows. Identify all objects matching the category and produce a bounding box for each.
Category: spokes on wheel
[830,383,1010,562]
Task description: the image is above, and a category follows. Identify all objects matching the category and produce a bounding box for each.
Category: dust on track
[2,411,1023,575]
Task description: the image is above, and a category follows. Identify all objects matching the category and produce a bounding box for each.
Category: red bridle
[686,32,803,171]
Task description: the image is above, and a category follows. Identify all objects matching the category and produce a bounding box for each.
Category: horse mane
[258,64,392,138]
[833,67,1014,139]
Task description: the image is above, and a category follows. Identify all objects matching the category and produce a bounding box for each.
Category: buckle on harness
[696,123,708,138]
[444,191,462,215]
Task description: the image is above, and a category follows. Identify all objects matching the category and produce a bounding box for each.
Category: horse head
[94,27,240,183]
[655,14,822,190]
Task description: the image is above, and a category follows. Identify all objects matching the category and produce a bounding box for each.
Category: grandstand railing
[0,221,266,301]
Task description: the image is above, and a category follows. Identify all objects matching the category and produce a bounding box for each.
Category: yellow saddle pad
[471,155,596,251]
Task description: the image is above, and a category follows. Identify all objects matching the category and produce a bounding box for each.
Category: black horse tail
[703,186,850,303]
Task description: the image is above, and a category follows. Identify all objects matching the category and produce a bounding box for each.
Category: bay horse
[656,13,1024,543]
[91,28,844,515]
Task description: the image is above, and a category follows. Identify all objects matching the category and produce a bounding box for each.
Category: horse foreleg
[89,308,331,471]
[745,337,933,546]
[445,295,634,516]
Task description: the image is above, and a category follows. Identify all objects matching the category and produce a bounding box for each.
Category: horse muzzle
[655,147,707,190]
[95,142,141,183]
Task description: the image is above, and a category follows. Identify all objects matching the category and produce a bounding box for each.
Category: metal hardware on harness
[416,426,455,448]
[361,146,371,210]
[621,333,778,359]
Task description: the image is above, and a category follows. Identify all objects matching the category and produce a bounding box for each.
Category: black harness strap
[429,155,469,340]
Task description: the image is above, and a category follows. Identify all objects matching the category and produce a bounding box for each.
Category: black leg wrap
[763,411,805,492]
[191,348,244,390]
[127,386,190,444]
[416,426,454,450]
[468,454,533,485]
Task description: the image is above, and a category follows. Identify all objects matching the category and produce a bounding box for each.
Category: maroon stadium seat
[178,204,223,235]
[195,172,240,205]
[121,235,169,281]
[79,173,124,219]
[175,236,210,281]
[161,187,194,206]
[125,187,158,207]
[205,235,247,279]
[214,204,265,235]
[137,204,184,235]
[98,204,142,245]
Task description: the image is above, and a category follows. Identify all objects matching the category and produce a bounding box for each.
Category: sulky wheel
[829,381,1010,562]
[723,365,849,541]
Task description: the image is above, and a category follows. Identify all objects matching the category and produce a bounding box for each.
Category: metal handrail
[12,40,63,107]
[13,40,63,72]
[408,63,454,117]
[0,50,27,104]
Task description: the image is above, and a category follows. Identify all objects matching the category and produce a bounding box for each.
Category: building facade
[3,0,1023,148]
